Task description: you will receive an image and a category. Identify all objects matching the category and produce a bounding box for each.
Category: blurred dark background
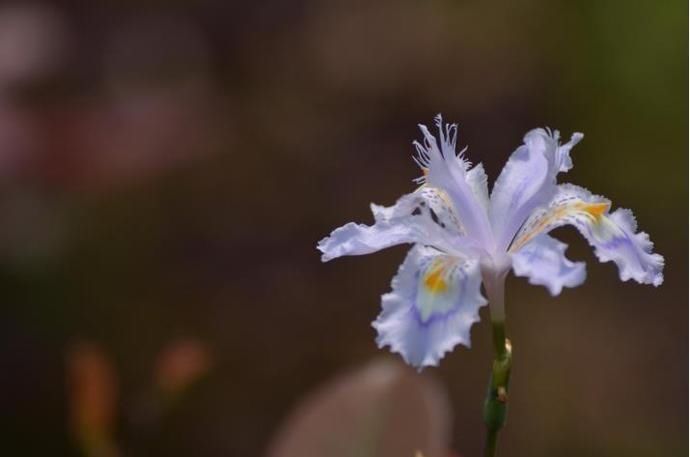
[0,1,686,456]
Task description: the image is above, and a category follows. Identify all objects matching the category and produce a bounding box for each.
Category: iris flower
[318,115,664,370]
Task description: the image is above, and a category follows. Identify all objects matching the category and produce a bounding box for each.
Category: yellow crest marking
[423,260,450,294]
[575,201,609,219]
[509,200,610,252]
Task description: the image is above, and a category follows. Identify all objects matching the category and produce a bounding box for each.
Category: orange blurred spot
[154,338,211,395]
[66,342,118,457]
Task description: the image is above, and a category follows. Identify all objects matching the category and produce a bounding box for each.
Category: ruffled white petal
[318,187,474,262]
[372,245,486,370]
[317,222,415,262]
[373,186,464,234]
[556,131,584,173]
[413,115,493,247]
[490,129,583,251]
[511,184,664,286]
[511,234,586,296]
[466,163,490,211]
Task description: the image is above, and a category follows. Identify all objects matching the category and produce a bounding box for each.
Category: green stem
[482,320,512,457]
[491,321,507,359]
[483,427,498,457]
[479,259,512,457]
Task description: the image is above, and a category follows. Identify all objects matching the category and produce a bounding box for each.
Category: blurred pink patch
[0,6,227,192]
[154,338,212,395]
[0,4,70,179]
[267,358,452,457]
[66,342,119,457]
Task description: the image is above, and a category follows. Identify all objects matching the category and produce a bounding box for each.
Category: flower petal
[372,186,464,235]
[511,184,664,286]
[511,234,586,296]
[317,221,417,262]
[466,162,490,211]
[490,129,583,251]
[556,131,584,173]
[414,115,493,247]
[372,245,486,370]
[318,187,478,262]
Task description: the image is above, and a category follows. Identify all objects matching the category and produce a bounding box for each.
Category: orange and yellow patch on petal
[416,257,460,322]
[423,261,449,294]
[510,200,611,252]
[575,201,609,219]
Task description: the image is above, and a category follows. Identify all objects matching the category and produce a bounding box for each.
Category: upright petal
[556,131,584,173]
[318,187,477,262]
[510,184,664,286]
[372,245,486,370]
[490,129,583,251]
[414,116,493,247]
[466,163,490,211]
[511,234,586,296]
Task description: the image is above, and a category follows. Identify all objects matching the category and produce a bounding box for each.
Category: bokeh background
[0,1,686,456]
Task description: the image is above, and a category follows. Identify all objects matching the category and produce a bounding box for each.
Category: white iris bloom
[317,115,664,370]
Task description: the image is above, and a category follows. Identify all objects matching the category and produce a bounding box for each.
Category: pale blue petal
[490,129,583,251]
[317,221,417,262]
[511,184,664,286]
[372,186,464,234]
[318,188,475,262]
[372,245,486,370]
[466,163,490,211]
[593,207,664,286]
[556,131,584,173]
[512,234,586,296]
[413,115,493,247]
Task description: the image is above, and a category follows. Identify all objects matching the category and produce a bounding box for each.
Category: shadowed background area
[0,1,686,456]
